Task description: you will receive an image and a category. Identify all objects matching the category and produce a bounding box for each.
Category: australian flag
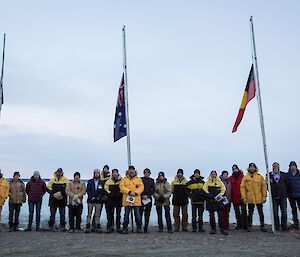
[113,74,127,142]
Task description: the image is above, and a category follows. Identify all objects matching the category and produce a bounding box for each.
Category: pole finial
[122,25,126,31]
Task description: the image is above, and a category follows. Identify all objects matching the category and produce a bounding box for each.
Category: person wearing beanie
[203,170,228,235]
[269,162,288,231]
[187,169,206,232]
[100,165,111,231]
[0,169,9,232]
[219,170,232,232]
[153,171,173,233]
[140,168,155,233]
[286,161,300,229]
[66,172,86,232]
[8,171,26,231]
[25,171,46,231]
[46,168,69,231]
[241,163,267,232]
[86,169,105,233]
[171,169,189,232]
[104,169,123,233]
[229,164,247,230]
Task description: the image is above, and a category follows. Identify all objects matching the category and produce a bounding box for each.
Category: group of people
[0,161,299,235]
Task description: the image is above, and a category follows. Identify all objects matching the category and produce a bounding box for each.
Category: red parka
[229,172,244,205]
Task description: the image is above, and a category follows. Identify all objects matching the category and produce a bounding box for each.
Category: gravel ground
[1,224,300,257]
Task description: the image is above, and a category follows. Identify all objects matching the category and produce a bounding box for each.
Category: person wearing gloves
[187,169,206,232]
[104,168,123,233]
[171,169,189,232]
[241,163,267,232]
[86,169,105,233]
[47,168,69,231]
[203,170,228,235]
[8,171,26,232]
[229,164,247,230]
[286,161,300,229]
[140,168,155,233]
[0,169,9,232]
[25,171,47,231]
[153,172,173,233]
[66,172,86,232]
[119,165,144,234]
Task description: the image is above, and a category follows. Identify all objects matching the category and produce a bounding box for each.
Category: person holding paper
[120,165,144,234]
[203,170,228,235]
[187,169,206,232]
[104,169,123,233]
[240,163,267,232]
[154,172,173,233]
[219,170,232,232]
[140,168,155,233]
[171,169,189,232]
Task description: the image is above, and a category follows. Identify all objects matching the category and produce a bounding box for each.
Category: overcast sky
[0,0,299,179]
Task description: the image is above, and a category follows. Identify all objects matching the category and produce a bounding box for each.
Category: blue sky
[0,0,299,179]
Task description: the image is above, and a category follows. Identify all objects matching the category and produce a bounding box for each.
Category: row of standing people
[0,161,299,234]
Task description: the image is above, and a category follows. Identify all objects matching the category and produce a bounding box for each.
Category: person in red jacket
[229,164,247,230]
[25,171,47,231]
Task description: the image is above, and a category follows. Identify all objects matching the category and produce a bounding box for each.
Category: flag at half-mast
[0,34,5,114]
[232,65,256,133]
[113,74,127,142]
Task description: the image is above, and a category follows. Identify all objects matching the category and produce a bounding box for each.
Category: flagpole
[0,33,6,118]
[122,26,132,167]
[249,16,275,233]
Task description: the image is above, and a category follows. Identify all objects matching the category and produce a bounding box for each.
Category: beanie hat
[74,172,81,178]
[56,168,63,173]
[33,171,40,177]
[177,169,184,175]
[13,171,20,177]
[194,169,200,175]
[158,171,165,178]
[248,163,257,169]
[289,161,297,168]
[94,169,101,174]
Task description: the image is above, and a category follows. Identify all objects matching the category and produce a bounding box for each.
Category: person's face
[74,175,80,182]
[103,167,109,173]
[94,172,100,179]
[177,173,183,179]
[194,173,200,179]
[222,173,229,179]
[272,163,279,172]
[56,172,62,179]
[112,171,119,178]
[13,175,20,180]
[34,175,39,180]
[158,175,164,181]
[290,165,297,172]
[210,172,217,179]
[128,169,135,177]
[249,165,256,172]
[143,170,150,178]
[233,168,239,174]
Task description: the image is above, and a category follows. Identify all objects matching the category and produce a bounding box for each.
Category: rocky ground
[0,224,300,257]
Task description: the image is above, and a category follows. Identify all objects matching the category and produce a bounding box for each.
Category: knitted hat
[74,172,81,178]
[158,171,165,178]
[177,169,184,175]
[194,169,200,175]
[289,161,297,168]
[13,171,20,177]
[33,171,40,177]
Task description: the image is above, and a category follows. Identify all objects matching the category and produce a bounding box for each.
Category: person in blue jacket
[286,161,300,229]
[85,169,106,233]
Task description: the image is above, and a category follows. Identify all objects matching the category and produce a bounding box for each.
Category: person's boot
[95,224,102,233]
[24,227,32,232]
[209,228,216,234]
[260,225,267,232]
[122,225,129,234]
[192,224,197,232]
[136,225,142,233]
[144,226,148,233]
[85,224,91,233]
[199,221,205,232]
[221,229,229,235]
[106,226,113,233]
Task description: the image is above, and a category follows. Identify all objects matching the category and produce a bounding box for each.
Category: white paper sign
[222,196,229,205]
[215,193,224,202]
[126,195,135,203]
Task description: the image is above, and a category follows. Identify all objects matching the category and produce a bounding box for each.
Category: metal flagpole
[122,25,134,232]
[249,16,275,233]
[0,33,6,118]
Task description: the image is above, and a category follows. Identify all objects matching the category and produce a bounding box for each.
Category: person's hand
[243,199,248,204]
[130,191,135,197]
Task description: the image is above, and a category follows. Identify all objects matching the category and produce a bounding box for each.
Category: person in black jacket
[85,169,105,233]
[140,168,155,233]
[269,162,288,231]
[187,169,206,232]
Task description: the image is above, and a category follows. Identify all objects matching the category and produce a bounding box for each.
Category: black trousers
[248,204,265,227]
[289,197,300,226]
[156,205,172,231]
[140,202,152,229]
[233,203,248,229]
[69,204,83,229]
[107,204,122,230]
[209,209,225,231]
[9,203,22,228]
[191,204,204,229]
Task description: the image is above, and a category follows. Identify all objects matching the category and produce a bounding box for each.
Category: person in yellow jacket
[171,169,189,232]
[0,169,9,231]
[240,163,267,232]
[119,165,144,234]
[203,170,228,235]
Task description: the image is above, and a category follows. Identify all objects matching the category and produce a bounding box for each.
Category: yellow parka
[203,176,226,195]
[240,170,267,204]
[119,174,144,207]
[0,177,9,206]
